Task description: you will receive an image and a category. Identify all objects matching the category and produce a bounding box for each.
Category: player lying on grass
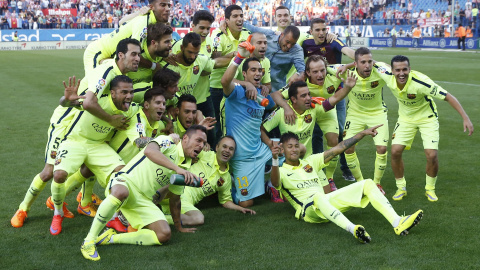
[270,130,423,243]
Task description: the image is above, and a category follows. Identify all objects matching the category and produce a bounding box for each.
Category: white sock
[392,217,401,228]
[54,208,64,216]
[346,223,356,234]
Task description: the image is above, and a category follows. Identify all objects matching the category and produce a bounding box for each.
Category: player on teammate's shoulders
[374,55,473,202]
[271,131,424,243]
[83,0,179,74]
[81,125,206,261]
[159,136,255,225]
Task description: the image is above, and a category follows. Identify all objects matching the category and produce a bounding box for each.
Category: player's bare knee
[110,185,129,201]
[113,165,125,172]
[155,225,171,243]
[40,164,54,181]
[239,200,254,207]
[425,150,438,162]
[376,146,387,155]
[53,170,68,183]
[80,165,94,178]
[184,211,204,225]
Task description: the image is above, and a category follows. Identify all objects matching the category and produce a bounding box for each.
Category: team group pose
[9,1,474,262]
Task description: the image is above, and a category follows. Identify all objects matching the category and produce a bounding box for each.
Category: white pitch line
[437,81,480,87]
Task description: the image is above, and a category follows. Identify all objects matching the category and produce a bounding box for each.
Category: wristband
[272,158,279,166]
[233,56,244,66]
[322,98,334,112]
[151,62,157,70]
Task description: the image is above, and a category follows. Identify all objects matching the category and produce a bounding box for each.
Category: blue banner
[0,29,113,42]
[369,37,478,49]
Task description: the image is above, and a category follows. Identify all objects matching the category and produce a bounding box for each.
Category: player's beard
[183,53,196,66]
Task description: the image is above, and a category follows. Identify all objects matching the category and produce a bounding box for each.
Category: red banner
[42,9,78,16]
[417,18,450,28]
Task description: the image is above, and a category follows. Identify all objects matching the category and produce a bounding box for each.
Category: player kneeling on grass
[81,125,206,261]
[159,136,256,225]
[270,130,423,243]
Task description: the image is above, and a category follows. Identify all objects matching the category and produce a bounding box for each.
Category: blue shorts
[231,143,272,203]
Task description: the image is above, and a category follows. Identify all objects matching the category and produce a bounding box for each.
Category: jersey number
[237,176,249,189]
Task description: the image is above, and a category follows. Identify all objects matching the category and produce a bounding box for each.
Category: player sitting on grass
[270,130,423,243]
[159,135,256,225]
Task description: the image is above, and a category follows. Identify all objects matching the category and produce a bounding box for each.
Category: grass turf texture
[1,48,479,269]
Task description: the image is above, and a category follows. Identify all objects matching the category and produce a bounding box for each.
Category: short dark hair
[217,135,236,152]
[354,47,371,61]
[185,124,207,137]
[225,5,242,19]
[192,10,214,25]
[242,57,261,73]
[305,55,328,73]
[147,23,173,45]
[275,6,290,16]
[288,81,308,100]
[176,94,197,108]
[116,38,141,60]
[310,18,326,28]
[152,68,181,88]
[391,55,410,67]
[280,131,299,144]
[110,75,132,90]
[182,32,202,48]
[143,87,165,104]
[283,25,300,40]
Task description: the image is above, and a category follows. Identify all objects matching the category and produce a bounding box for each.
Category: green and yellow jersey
[374,62,448,122]
[329,64,387,116]
[277,153,329,217]
[263,102,327,157]
[209,27,251,89]
[116,136,191,198]
[182,151,232,205]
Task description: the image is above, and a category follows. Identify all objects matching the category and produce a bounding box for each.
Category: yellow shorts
[83,40,109,74]
[44,107,77,165]
[53,140,125,187]
[391,119,439,150]
[344,112,389,146]
[300,180,370,223]
[317,107,339,135]
[106,176,166,230]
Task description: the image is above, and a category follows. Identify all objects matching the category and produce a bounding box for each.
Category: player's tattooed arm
[134,137,153,148]
[323,125,382,163]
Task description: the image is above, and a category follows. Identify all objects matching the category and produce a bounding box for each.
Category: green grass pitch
[1,48,479,269]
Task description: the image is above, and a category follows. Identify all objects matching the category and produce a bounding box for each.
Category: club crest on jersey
[55,158,61,165]
[193,65,200,75]
[304,114,312,123]
[217,177,225,187]
[343,131,347,138]
[392,133,396,140]
[303,164,313,173]
[241,189,248,196]
[320,47,326,54]
[152,129,157,137]
[50,151,57,159]
[407,94,416,99]
[327,85,335,94]
[371,81,379,88]
[261,68,265,76]
[206,45,211,53]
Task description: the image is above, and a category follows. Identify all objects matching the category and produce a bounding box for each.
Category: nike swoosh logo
[206,163,212,168]
[383,140,388,142]
[50,226,59,234]
[80,209,91,215]
[287,173,293,176]
[227,44,232,48]
[90,251,99,258]
[97,235,109,245]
